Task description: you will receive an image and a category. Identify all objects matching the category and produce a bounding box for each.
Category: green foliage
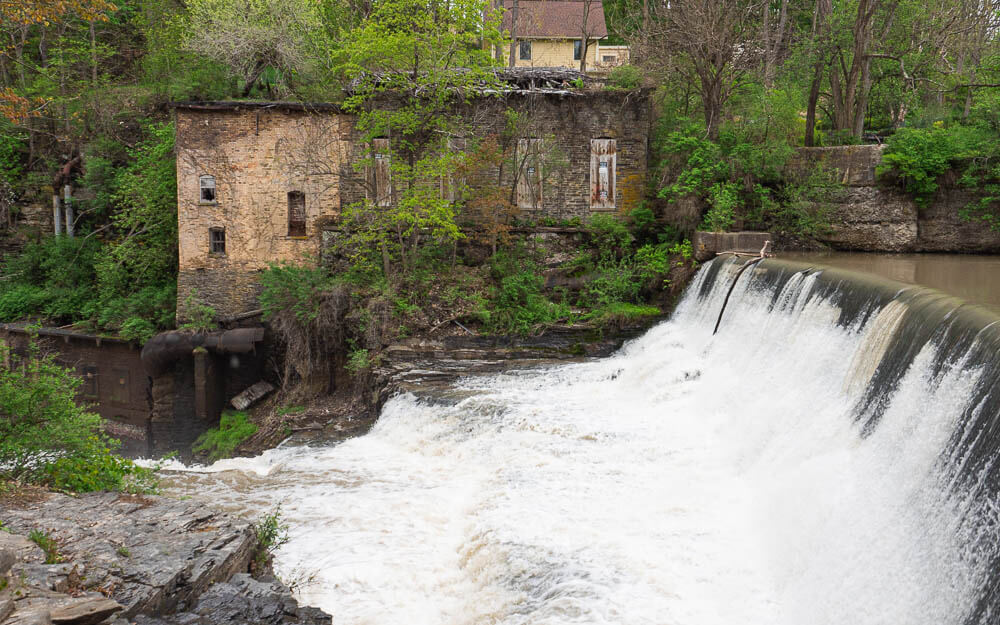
[178,291,218,332]
[482,246,569,335]
[252,505,290,570]
[606,65,641,90]
[0,123,176,340]
[45,438,159,494]
[336,0,505,280]
[701,182,739,232]
[29,530,62,564]
[192,411,258,462]
[345,349,373,374]
[585,302,661,324]
[0,340,156,493]
[259,263,336,324]
[655,86,831,238]
[879,125,991,205]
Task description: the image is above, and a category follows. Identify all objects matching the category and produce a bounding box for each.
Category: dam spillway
[163,256,1000,625]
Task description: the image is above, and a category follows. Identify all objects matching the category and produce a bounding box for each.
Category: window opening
[442,137,467,202]
[288,191,306,236]
[199,175,216,203]
[519,40,532,60]
[516,138,543,209]
[574,40,583,61]
[590,139,617,209]
[209,227,226,254]
[372,138,392,207]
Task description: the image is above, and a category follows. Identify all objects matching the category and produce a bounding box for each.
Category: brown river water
[781,251,1000,314]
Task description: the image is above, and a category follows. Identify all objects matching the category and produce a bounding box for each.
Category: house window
[516,138,543,210]
[199,175,216,203]
[80,365,98,399]
[372,138,392,207]
[519,40,532,61]
[209,227,226,254]
[603,55,615,63]
[441,137,467,202]
[590,139,617,209]
[287,191,306,237]
[574,40,582,61]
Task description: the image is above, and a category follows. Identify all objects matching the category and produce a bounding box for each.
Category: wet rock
[131,575,330,625]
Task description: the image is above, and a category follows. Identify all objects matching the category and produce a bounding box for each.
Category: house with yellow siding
[497,0,628,76]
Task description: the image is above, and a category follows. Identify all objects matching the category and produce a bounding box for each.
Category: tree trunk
[508,0,519,68]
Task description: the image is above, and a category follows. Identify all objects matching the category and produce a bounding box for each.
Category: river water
[160,254,1000,625]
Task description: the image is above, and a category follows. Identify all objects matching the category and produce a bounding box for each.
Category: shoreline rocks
[0,492,330,625]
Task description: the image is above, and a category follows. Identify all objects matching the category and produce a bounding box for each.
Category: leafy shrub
[0,340,157,492]
[607,65,641,90]
[259,262,336,324]
[192,411,258,462]
[586,214,634,261]
[178,291,218,332]
[484,247,568,335]
[878,125,989,205]
[0,284,50,321]
[45,437,159,494]
[252,506,290,571]
[701,182,739,232]
[345,348,372,373]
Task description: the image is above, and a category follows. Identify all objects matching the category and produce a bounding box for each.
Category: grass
[192,411,258,462]
[29,529,62,564]
[585,302,661,325]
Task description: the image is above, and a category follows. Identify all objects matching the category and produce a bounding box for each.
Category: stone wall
[789,144,1000,252]
[175,104,353,319]
[175,92,650,318]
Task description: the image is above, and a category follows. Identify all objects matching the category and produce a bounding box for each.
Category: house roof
[500,1,608,39]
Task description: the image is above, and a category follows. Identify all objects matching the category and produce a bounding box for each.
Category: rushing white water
[162,258,999,625]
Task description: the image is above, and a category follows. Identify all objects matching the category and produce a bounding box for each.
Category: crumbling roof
[501,0,608,39]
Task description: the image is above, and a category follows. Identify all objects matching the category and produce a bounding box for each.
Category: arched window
[199,175,216,203]
[287,191,306,236]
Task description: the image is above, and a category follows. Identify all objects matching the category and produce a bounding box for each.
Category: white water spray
[163,258,997,625]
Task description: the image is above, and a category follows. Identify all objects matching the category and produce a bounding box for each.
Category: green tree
[335,0,506,281]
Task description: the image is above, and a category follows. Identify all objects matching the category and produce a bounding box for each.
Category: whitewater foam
[160,257,1000,625]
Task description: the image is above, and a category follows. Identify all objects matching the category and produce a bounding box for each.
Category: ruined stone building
[174,83,652,319]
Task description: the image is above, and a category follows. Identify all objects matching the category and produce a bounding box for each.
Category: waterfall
[163,256,1000,625]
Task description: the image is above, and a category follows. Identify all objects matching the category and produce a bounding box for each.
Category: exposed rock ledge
[0,492,330,625]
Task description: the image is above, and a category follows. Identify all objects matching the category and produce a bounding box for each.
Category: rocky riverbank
[0,491,330,625]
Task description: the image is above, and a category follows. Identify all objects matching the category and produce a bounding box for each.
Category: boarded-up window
[209,227,226,254]
[441,137,467,202]
[80,365,98,399]
[288,191,306,236]
[590,139,617,209]
[199,175,216,203]
[111,368,129,405]
[372,138,391,207]
[516,138,543,210]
